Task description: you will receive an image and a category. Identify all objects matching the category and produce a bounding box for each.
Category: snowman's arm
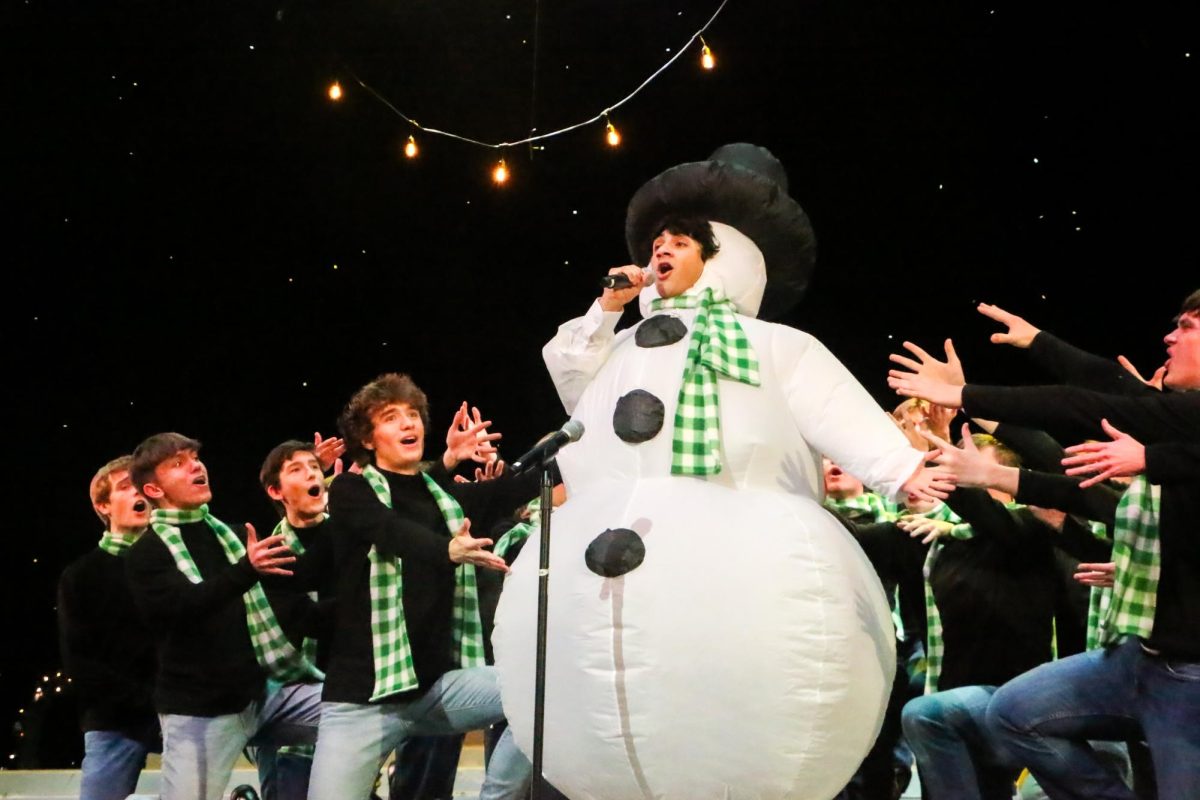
[543,300,625,414]
[780,332,924,502]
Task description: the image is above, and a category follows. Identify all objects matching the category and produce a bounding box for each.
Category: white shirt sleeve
[543,300,624,414]
[778,331,925,502]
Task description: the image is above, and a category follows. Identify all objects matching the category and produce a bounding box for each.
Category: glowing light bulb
[606,121,621,147]
[492,158,509,184]
[699,37,716,70]
[328,81,343,101]
[404,135,418,158]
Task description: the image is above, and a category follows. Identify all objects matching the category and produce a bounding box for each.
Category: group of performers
[56,143,1200,800]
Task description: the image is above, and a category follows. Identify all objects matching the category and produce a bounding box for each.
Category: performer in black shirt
[58,456,158,800]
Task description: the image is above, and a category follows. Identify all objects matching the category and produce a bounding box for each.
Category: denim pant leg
[160,707,256,800]
[255,681,323,749]
[1136,651,1200,798]
[257,746,314,800]
[986,642,1142,800]
[307,702,402,800]
[902,685,1014,800]
[80,730,149,800]
[404,668,529,800]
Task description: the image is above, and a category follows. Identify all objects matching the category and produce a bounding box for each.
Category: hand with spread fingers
[447,519,509,573]
[1062,418,1146,488]
[977,303,1041,348]
[887,339,966,409]
[921,423,1020,495]
[313,431,347,472]
[246,523,296,576]
[443,402,503,470]
[898,462,958,504]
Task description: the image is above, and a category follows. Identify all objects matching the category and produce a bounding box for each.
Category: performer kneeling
[125,433,322,800]
[306,374,538,800]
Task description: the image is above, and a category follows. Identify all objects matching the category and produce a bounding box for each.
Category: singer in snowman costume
[492,144,952,800]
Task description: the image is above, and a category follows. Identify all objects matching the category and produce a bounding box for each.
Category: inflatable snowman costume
[492,145,925,800]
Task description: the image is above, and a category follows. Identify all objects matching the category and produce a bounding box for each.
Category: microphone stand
[531,459,555,800]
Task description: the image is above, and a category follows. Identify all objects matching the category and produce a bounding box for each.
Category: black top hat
[625,143,816,319]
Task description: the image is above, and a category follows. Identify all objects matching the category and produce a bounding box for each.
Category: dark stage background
[3,0,1196,764]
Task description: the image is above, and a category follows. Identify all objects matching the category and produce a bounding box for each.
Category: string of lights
[326,0,730,182]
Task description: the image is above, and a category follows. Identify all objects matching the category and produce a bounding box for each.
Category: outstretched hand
[447,519,510,573]
[887,339,966,409]
[246,523,296,576]
[977,303,1041,349]
[897,515,955,545]
[919,423,1012,491]
[898,462,957,504]
[1061,419,1146,488]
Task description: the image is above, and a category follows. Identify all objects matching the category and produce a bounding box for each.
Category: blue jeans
[80,730,150,800]
[256,745,314,800]
[902,685,1018,800]
[307,667,530,800]
[160,681,322,800]
[988,637,1200,800]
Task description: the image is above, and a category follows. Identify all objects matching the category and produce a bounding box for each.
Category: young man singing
[306,374,538,800]
[58,456,158,800]
[125,432,322,800]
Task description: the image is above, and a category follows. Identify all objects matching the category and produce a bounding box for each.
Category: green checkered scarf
[1093,476,1161,648]
[1083,520,1113,652]
[493,498,540,560]
[649,287,761,476]
[826,492,900,523]
[97,531,139,556]
[150,506,321,683]
[272,517,322,669]
[921,502,1012,694]
[361,465,486,702]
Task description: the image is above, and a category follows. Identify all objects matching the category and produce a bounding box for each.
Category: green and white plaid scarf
[361,465,486,702]
[493,498,541,560]
[1093,476,1161,648]
[921,502,1011,694]
[271,517,323,669]
[649,287,761,476]
[97,530,139,556]
[826,492,900,524]
[150,506,321,683]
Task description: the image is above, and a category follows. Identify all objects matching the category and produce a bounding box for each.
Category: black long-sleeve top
[57,546,159,744]
[262,516,339,672]
[126,520,276,716]
[1027,332,1156,397]
[933,487,1063,690]
[964,383,1200,658]
[322,465,538,704]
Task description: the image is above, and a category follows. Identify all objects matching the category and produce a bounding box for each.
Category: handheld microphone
[511,420,585,474]
[600,268,656,290]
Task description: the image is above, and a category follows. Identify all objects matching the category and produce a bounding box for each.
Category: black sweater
[323,466,538,704]
[57,546,158,743]
[963,383,1200,658]
[125,518,311,716]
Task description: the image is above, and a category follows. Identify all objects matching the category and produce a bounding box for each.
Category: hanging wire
[346,0,730,150]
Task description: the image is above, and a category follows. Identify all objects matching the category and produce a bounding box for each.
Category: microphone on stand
[511,420,585,474]
[600,267,656,290]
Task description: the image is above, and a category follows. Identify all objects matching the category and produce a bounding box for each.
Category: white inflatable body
[493,227,921,800]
